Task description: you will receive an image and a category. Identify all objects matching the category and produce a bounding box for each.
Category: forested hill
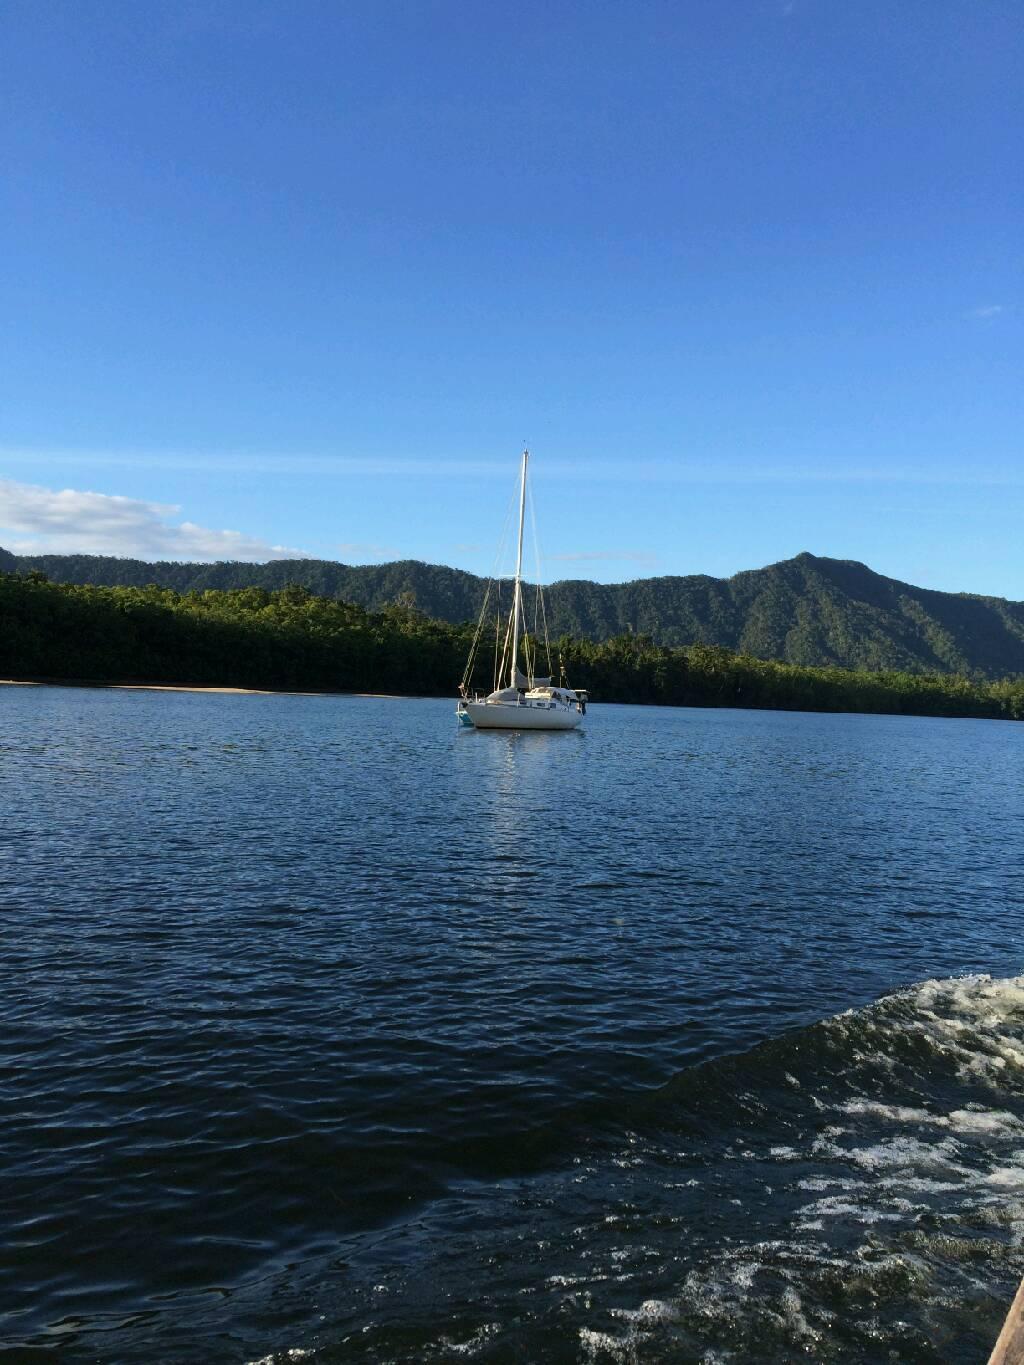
[4,545,1024,678]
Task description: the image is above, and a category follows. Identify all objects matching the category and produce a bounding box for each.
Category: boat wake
[571,973,1024,1363]
[244,974,1024,1364]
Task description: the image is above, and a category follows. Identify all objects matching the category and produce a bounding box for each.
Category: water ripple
[1,689,1023,1360]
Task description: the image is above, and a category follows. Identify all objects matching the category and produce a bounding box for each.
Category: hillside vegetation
[3,546,1023,678]
[3,573,1024,722]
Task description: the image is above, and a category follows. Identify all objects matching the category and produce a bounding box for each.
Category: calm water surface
[1,687,1023,1362]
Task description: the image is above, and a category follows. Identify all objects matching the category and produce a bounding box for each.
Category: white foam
[730,1260,758,1289]
[810,1125,848,1157]
[839,1098,1024,1139]
[899,975,1024,1084]
[876,1174,963,1194]
[437,1322,501,1356]
[246,1352,312,1365]
[579,1301,678,1362]
[780,1285,819,1343]
[947,1107,1023,1135]
[798,1194,906,1224]
[914,974,1024,1026]
[839,1100,939,1124]
[579,1326,626,1359]
[843,1135,970,1176]
[828,974,1024,1091]
[984,1164,1024,1188]
[612,1298,678,1326]
[798,1176,868,1192]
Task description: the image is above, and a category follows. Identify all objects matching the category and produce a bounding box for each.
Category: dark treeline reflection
[4,572,1024,720]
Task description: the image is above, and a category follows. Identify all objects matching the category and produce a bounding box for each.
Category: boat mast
[509,447,528,689]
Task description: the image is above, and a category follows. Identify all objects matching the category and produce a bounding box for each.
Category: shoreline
[2,677,1020,724]
[0,678,414,699]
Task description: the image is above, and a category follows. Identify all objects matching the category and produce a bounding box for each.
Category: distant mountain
[4,547,1024,678]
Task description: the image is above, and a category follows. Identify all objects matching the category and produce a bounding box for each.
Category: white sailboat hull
[462,701,582,731]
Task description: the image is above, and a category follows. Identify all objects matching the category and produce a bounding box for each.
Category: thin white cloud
[336,540,401,560]
[971,304,1005,319]
[0,479,305,561]
[5,447,1024,488]
[2,448,504,480]
[548,550,660,566]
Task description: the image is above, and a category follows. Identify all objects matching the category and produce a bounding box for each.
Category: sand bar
[1,678,415,699]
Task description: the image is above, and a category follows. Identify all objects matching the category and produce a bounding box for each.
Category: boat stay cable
[459,476,519,697]
[527,479,554,683]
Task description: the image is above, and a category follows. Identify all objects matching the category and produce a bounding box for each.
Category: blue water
[1,686,1023,1362]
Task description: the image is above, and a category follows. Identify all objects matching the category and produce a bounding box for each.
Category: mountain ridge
[3,546,1023,678]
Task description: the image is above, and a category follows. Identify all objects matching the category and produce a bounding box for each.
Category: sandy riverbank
[1,679,413,699]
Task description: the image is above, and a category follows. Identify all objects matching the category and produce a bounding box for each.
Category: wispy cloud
[547,550,660,566]
[1,447,505,480]
[970,304,1005,319]
[0,479,306,561]
[336,540,401,560]
[6,447,1024,489]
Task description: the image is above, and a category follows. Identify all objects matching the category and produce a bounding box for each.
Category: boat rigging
[456,449,587,731]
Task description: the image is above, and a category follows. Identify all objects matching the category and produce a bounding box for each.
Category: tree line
[3,571,1024,721]
[6,545,1024,678]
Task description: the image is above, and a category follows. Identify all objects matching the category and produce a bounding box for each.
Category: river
[2,686,1023,1362]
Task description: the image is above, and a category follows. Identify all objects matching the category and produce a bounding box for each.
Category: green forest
[6,544,1024,679]
[3,572,1024,722]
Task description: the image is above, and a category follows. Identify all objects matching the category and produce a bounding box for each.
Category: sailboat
[456,449,587,731]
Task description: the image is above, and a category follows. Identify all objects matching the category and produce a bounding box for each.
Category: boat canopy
[486,686,521,703]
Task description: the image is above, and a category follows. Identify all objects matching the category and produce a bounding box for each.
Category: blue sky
[1,0,1020,594]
